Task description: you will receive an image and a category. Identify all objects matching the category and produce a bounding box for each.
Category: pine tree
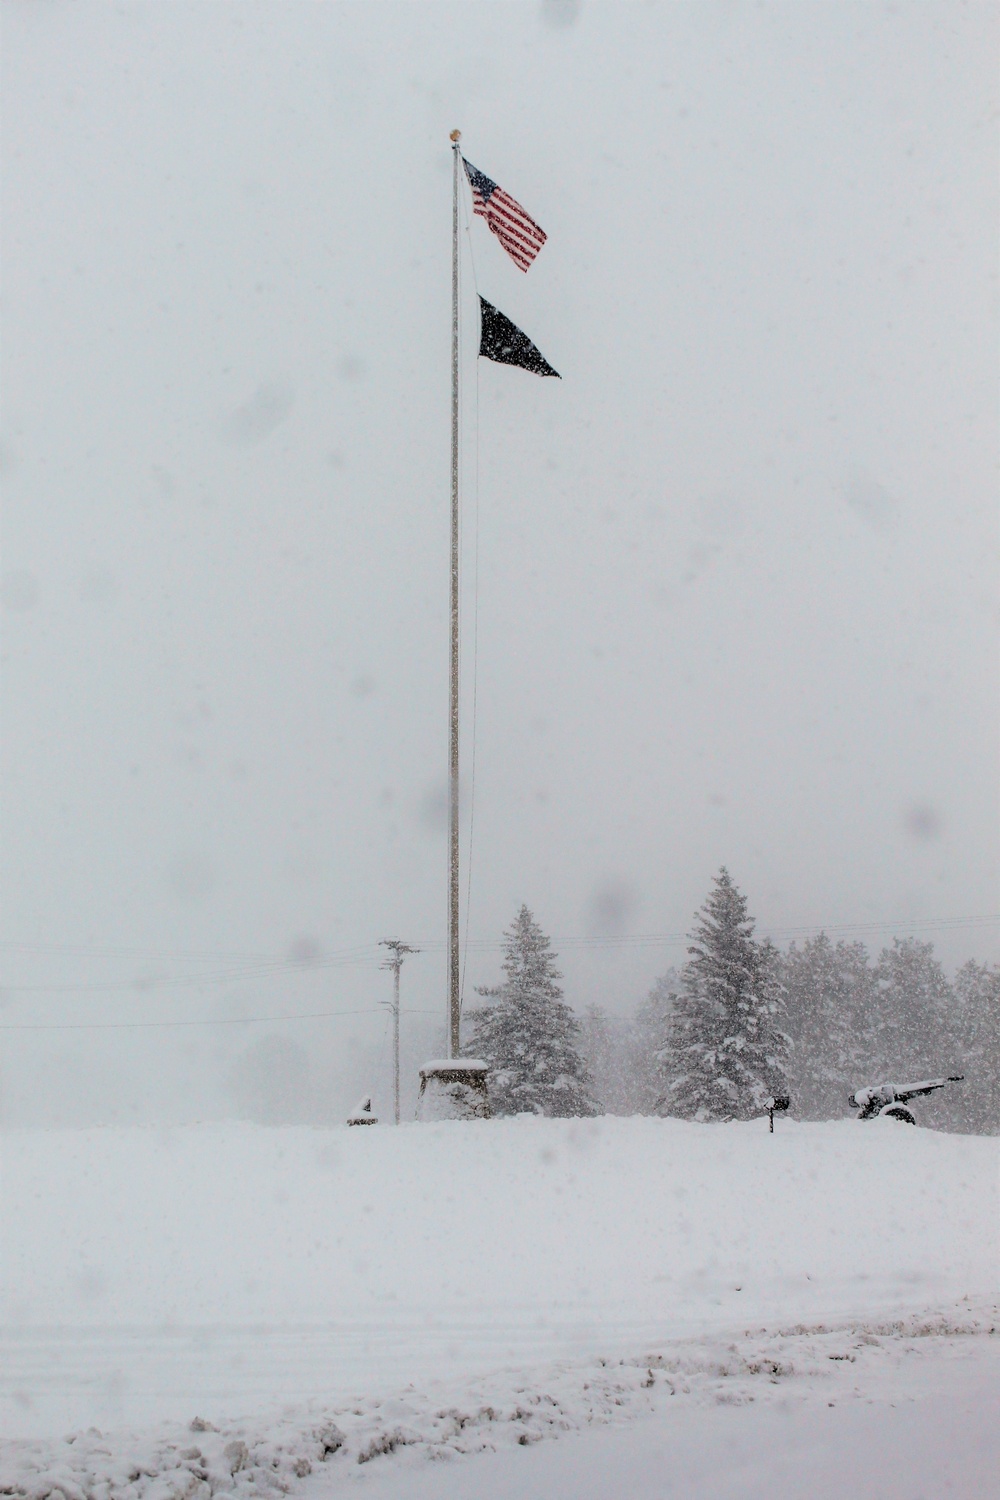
[661,869,790,1122]
[579,1005,619,1114]
[847,937,963,1131]
[465,905,599,1117]
[628,971,679,1114]
[579,999,673,1116]
[952,961,999,1135]
[871,938,958,1079]
[780,934,875,1119]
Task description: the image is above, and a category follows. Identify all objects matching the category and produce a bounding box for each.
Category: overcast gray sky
[1,1,997,1118]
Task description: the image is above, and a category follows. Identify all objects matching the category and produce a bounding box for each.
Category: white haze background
[1,1,997,1125]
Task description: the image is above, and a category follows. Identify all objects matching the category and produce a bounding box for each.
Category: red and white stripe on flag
[463,158,547,272]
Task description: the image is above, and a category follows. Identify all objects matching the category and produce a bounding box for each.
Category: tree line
[465,870,999,1135]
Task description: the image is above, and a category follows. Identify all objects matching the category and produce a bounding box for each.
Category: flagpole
[447,129,462,1060]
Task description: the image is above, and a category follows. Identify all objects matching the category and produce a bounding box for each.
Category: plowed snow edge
[2,1302,996,1500]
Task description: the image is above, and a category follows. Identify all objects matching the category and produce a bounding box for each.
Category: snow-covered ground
[332,1328,999,1500]
[2,1116,997,1496]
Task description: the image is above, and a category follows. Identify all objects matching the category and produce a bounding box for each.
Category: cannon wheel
[878,1103,917,1124]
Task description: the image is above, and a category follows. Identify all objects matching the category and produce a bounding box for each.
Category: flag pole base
[416,1060,490,1122]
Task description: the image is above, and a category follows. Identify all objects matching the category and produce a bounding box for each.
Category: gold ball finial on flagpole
[450,129,461,142]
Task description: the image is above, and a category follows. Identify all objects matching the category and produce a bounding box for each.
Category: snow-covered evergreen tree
[626,971,678,1114]
[871,937,958,1079]
[579,1005,620,1114]
[660,870,789,1122]
[575,973,682,1116]
[465,906,599,1117]
[952,961,999,1135]
[780,934,874,1119]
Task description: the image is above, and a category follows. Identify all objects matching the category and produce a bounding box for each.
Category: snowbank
[1,1115,996,1443]
[2,1308,997,1500]
[330,1321,1000,1500]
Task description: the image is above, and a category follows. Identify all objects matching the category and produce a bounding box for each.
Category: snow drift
[1,1114,996,1444]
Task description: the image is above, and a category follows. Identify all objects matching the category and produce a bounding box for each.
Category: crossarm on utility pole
[379,939,421,1125]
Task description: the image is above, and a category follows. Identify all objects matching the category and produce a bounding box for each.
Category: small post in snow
[766,1095,790,1133]
[380,939,420,1125]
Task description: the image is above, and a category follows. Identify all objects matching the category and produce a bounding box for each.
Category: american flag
[463,158,547,272]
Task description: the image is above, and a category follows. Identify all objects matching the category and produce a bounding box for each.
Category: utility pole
[379,939,420,1125]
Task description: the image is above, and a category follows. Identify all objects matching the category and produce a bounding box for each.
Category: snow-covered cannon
[848,1076,963,1125]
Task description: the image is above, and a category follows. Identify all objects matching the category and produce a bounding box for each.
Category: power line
[411,913,1000,953]
[0,1007,440,1032]
[2,913,994,967]
[1,914,995,996]
[1,912,996,1032]
[0,941,279,961]
[0,949,386,995]
[0,938,380,964]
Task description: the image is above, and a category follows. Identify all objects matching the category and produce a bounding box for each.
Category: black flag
[479,297,560,378]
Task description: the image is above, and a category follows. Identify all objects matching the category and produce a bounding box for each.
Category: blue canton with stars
[463,158,497,204]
